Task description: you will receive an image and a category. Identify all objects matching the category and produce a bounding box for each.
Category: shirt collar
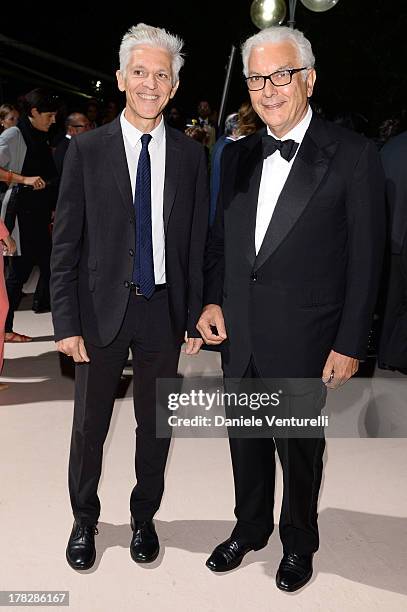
[120,110,165,147]
[267,105,313,144]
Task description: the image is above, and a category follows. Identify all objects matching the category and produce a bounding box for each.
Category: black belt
[130,282,166,296]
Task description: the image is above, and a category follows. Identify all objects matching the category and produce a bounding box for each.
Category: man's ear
[31,107,39,119]
[116,70,126,93]
[306,69,316,98]
[170,80,179,100]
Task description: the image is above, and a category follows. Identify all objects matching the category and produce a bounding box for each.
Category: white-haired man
[51,23,208,570]
[197,26,385,591]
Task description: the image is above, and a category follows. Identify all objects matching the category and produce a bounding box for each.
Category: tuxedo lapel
[104,118,133,215]
[163,124,181,233]
[254,116,338,271]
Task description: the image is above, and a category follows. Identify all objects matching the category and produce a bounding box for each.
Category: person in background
[236,100,263,136]
[185,123,209,144]
[184,122,210,163]
[197,100,216,149]
[166,103,185,131]
[0,218,16,390]
[101,100,119,125]
[209,107,219,129]
[53,112,91,176]
[210,103,262,226]
[0,88,59,340]
[86,99,101,129]
[375,117,402,150]
[0,167,45,188]
[209,112,240,226]
[0,104,20,134]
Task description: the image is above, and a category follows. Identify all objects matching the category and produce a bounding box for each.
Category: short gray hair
[241,26,315,78]
[119,23,185,84]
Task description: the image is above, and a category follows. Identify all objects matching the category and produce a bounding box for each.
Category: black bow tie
[262,134,299,162]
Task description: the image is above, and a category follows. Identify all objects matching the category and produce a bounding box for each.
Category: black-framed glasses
[245,67,308,91]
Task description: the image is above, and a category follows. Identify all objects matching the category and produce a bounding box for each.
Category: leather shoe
[206,536,268,572]
[130,518,159,563]
[66,522,98,570]
[276,553,313,592]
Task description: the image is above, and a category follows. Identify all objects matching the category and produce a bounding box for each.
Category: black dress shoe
[66,522,98,570]
[130,518,159,563]
[276,553,313,592]
[206,536,268,572]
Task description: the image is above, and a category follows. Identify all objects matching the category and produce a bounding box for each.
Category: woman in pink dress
[0,219,16,390]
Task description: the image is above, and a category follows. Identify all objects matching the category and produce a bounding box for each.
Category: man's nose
[263,78,278,97]
[143,73,158,88]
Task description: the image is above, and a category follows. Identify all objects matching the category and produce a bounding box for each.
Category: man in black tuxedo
[197,27,385,591]
[51,23,208,570]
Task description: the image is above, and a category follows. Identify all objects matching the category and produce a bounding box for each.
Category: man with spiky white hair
[198,26,385,591]
[51,23,208,570]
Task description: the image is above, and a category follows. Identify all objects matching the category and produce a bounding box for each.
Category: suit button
[251,272,257,282]
[124,281,130,288]
[129,249,134,256]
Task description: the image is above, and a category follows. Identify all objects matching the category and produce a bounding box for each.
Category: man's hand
[196,304,227,345]
[1,235,16,255]
[184,335,204,355]
[322,349,359,389]
[56,336,90,363]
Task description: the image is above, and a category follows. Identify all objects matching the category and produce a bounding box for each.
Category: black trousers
[5,251,51,332]
[69,288,181,526]
[226,358,326,555]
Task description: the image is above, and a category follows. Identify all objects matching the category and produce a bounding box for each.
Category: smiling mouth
[138,93,159,101]
[263,101,285,110]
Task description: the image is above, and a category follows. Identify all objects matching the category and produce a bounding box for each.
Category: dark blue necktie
[133,133,155,298]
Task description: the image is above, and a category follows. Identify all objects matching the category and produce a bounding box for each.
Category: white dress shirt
[255,106,313,254]
[120,111,166,284]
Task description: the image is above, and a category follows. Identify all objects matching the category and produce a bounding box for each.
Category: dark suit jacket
[204,114,386,378]
[378,131,407,370]
[51,117,209,346]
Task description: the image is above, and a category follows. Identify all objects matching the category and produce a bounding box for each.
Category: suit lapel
[104,119,181,231]
[104,117,133,215]
[163,123,181,233]
[254,115,338,271]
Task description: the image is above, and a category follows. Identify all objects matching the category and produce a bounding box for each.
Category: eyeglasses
[71,124,91,129]
[245,67,308,91]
